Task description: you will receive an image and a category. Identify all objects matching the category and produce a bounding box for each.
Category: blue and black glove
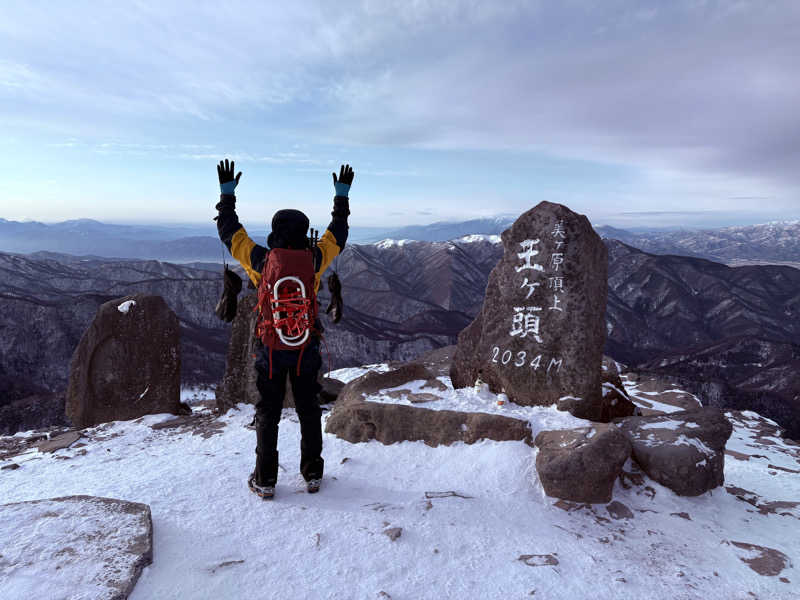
[216,159,242,210]
[332,164,353,218]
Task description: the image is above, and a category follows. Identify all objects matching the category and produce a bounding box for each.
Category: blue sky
[0,1,798,229]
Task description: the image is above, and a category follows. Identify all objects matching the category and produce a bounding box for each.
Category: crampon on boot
[306,478,321,494]
[248,473,275,499]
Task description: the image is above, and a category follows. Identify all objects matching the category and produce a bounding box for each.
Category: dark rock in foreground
[66,294,184,428]
[616,408,733,496]
[534,424,631,504]
[0,495,153,599]
[556,356,637,422]
[216,293,260,413]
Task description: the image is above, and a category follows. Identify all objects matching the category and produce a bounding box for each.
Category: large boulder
[616,408,733,496]
[215,293,343,412]
[66,294,183,428]
[450,202,608,407]
[0,495,153,599]
[534,424,631,503]
[325,363,532,446]
[556,356,637,422]
[216,293,260,413]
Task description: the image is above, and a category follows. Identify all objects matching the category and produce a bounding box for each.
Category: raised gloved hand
[332,164,354,197]
[217,159,242,196]
[332,164,353,218]
[326,271,343,324]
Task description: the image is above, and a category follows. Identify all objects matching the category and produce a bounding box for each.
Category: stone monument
[450,201,608,407]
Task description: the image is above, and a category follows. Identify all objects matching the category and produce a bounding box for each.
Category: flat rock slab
[0,495,153,599]
[728,541,792,577]
[325,364,532,447]
[37,430,81,453]
[534,424,631,504]
[616,408,733,496]
[621,372,703,415]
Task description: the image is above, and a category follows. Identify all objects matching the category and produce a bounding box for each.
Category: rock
[606,500,634,520]
[37,431,81,453]
[728,541,792,577]
[556,359,637,422]
[534,424,631,503]
[319,376,345,404]
[403,345,457,378]
[216,294,260,413]
[451,202,608,408]
[620,371,704,415]
[66,294,182,428]
[0,495,153,599]
[518,554,559,567]
[1,462,20,470]
[383,527,402,541]
[616,408,733,496]
[325,363,532,447]
[215,294,344,412]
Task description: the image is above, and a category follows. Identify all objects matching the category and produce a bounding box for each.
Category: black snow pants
[253,340,324,486]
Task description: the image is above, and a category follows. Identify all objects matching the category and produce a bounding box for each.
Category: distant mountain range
[373,217,515,243]
[3,217,800,265]
[2,233,799,438]
[595,221,800,265]
[0,218,394,261]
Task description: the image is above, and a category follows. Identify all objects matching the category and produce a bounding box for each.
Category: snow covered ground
[2,378,799,599]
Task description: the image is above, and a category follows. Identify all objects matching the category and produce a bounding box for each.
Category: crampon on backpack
[254,248,318,378]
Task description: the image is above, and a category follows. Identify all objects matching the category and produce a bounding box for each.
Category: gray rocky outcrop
[534,424,631,503]
[215,293,343,413]
[66,294,183,428]
[325,362,532,447]
[616,408,733,496]
[0,495,153,599]
[451,201,608,408]
[216,293,260,413]
[556,356,637,422]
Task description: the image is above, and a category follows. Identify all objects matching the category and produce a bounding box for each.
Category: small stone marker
[383,527,402,541]
[451,202,608,407]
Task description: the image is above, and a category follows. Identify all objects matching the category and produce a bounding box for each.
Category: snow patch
[375,239,413,249]
[457,234,502,244]
[327,363,391,383]
[117,300,136,313]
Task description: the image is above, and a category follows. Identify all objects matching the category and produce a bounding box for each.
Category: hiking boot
[306,478,321,494]
[248,473,275,500]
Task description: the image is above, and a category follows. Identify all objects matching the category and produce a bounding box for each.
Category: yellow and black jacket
[215,194,348,292]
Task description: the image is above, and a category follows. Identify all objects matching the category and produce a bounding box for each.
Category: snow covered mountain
[374,217,515,243]
[596,221,800,265]
[2,370,798,599]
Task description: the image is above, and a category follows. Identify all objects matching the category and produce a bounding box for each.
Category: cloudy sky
[0,0,798,229]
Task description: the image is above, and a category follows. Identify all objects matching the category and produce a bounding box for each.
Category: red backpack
[254,248,318,376]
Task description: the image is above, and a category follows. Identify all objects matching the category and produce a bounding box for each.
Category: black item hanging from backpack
[215,265,243,322]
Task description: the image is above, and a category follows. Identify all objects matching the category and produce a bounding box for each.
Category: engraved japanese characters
[450,201,608,407]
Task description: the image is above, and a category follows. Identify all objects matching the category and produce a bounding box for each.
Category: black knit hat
[267,209,310,249]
